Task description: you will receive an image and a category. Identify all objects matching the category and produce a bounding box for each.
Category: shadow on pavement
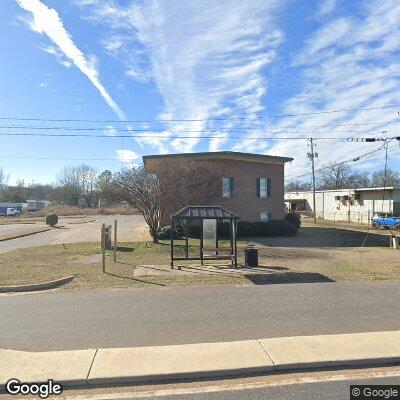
[244,272,335,285]
[116,246,135,252]
[250,226,389,248]
[104,271,165,286]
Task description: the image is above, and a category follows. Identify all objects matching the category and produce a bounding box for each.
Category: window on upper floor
[257,177,271,198]
[222,177,234,198]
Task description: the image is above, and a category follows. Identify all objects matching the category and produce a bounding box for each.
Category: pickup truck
[371,213,400,230]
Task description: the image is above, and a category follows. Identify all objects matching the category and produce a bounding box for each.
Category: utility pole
[307,138,318,223]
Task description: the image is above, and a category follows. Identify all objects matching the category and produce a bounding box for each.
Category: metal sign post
[101,223,106,273]
[114,219,117,262]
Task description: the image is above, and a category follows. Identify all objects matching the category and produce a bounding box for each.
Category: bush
[46,213,59,227]
[237,220,298,237]
[285,212,301,229]
[184,219,298,238]
[263,220,298,236]
[157,225,184,240]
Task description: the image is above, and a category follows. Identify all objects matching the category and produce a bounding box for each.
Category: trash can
[104,225,112,250]
[244,244,258,268]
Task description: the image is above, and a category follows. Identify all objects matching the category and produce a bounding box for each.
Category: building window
[222,177,234,198]
[257,178,271,198]
[260,212,272,222]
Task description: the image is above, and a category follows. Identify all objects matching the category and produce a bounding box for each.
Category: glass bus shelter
[170,206,240,269]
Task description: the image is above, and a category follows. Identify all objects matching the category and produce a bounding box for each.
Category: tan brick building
[143,151,293,224]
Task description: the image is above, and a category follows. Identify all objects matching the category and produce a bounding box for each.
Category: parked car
[6,208,21,216]
[371,212,400,230]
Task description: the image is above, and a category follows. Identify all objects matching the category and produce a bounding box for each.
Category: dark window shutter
[256,178,260,197]
[268,212,272,221]
[267,178,271,197]
[230,178,234,198]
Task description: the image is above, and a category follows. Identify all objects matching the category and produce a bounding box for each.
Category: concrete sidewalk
[1,331,400,389]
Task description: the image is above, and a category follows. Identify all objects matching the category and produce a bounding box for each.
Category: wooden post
[101,223,106,273]
[234,220,238,268]
[200,220,204,266]
[113,219,117,262]
[170,219,174,269]
[229,218,234,266]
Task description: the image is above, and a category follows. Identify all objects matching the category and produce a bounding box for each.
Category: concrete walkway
[1,331,400,388]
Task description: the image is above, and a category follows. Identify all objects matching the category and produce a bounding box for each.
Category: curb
[0,227,51,243]
[1,331,400,389]
[0,276,74,293]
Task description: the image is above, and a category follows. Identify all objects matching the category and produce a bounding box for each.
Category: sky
[0,0,399,185]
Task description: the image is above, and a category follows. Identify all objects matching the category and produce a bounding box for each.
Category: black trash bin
[244,244,258,267]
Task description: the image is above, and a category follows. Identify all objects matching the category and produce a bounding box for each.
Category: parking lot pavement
[0,214,148,254]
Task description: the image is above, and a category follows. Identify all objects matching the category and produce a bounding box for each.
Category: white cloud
[116,149,139,163]
[268,0,400,181]
[37,45,72,67]
[16,0,127,121]
[38,82,50,88]
[103,125,117,136]
[101,35,126,54]
[315,0,338,18]
[77,0,286,153]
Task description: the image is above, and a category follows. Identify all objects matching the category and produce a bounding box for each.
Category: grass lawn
[0,222,399,291]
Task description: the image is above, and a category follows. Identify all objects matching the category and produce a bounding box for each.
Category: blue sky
[1,0,399,184]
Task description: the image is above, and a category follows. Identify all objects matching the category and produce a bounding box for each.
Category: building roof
[285,186,399,195]
[143,151,293,166]
[171,206,240,220]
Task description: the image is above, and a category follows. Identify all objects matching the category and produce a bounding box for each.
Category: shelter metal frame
[170,206,240,269]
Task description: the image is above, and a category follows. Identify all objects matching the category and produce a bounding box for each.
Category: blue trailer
[371,212,400,230]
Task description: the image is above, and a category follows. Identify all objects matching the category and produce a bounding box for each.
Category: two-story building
[143,151,293,225]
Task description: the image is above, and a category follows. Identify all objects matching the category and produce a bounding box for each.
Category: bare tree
[155,159,221,216]
[317,163,370,189]
[96,170,116,203]
[113,166,162,242]
[55,164,97,206]
[113,160,221,243]
[371,169,400,188]
[0,167,7,189]
[285,180,312,192]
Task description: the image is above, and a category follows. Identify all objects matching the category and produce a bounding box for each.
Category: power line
[285,142,399,182]
[0,125,374,134]
[0,155,116,161]
[0,131,395,141]
[0,104,398,123]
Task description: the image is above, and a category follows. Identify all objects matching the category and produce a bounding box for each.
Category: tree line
[0,165,117,206]
[285,162,400,192]
[0,161,219,244]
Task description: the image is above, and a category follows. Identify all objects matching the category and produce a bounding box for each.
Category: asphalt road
[0,214,147,253]
[1,281,400,351]
[108,377,400,400]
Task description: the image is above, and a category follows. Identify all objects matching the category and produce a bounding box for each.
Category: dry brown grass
[28,204,137,217]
